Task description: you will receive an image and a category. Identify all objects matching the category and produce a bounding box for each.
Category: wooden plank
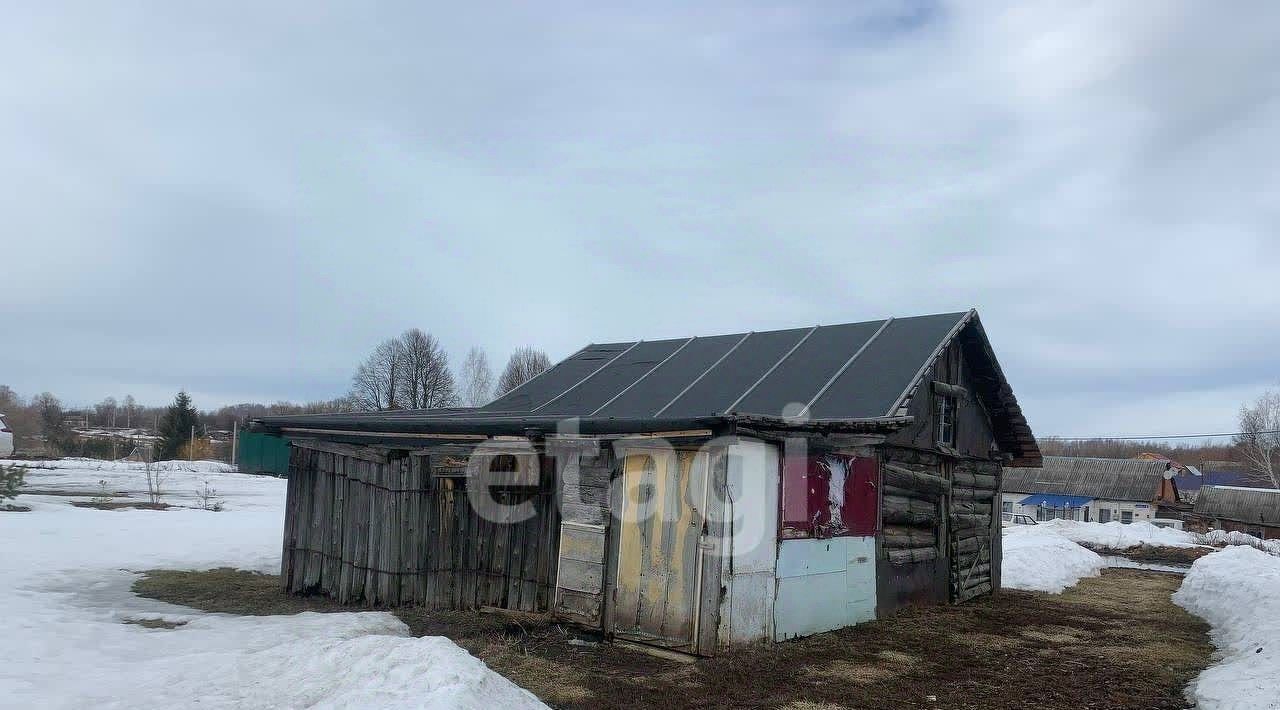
[882,494,938,526]
[559,524,608,563]
[291,438,389,464]
[882,525,937,549]
[887,546,938,565]
[883,483,941,502]
[953,471,998,490]
[882,463,950,496]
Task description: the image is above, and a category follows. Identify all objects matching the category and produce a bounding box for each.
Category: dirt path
[135,568,1210,709]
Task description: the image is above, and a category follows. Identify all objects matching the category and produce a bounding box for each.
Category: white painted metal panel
[717,439,779,647]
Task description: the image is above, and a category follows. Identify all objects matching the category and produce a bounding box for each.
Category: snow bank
[1002,525,1105,593]
[1173,546,1280,710]
[1198,529,1280,556]
[0,462,546,709]
[1038,519,1201,549]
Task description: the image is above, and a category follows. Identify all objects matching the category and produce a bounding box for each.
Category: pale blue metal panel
[775,538,845,578]
[775,572,847,640]
[844,537,877,624]
[774,537,878,640]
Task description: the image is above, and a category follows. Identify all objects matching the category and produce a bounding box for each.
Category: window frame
[935,392,957,447]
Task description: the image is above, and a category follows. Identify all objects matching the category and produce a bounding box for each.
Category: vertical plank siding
[280,444,561,611]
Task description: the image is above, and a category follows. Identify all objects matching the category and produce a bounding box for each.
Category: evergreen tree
[157,390,203,461]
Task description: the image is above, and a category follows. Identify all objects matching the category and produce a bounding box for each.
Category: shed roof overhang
[254,411,913,443]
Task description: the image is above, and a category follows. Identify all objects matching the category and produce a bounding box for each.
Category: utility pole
[190,425,195,461]
[231,420,239,467]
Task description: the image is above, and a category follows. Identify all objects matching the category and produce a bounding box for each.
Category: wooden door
[614,450,709,651]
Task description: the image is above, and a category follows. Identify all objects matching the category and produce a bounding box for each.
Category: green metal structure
[236,431,291,477]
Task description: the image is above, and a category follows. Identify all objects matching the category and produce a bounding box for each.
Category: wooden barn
[1192,485,1280,539]
[253,309,1040,656]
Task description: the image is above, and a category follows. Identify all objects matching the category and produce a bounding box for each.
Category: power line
[1043,429,1280,441]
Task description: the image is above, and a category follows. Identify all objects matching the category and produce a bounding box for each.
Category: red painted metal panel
[779,454,880,538]
[846,456,879,536]
[780,454,812,535]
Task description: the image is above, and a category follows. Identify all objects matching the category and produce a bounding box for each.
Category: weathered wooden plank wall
[552,444,614,627]
[280,444,561,611]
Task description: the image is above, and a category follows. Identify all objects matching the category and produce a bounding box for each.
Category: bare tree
[349,331,458,411]
[1236,390,1280,488]
[142,455,169,506]
[349,338,406,411]
[95,397,118,427]
[122,395,138,428]
[458,347,494,407]
[396,329,458,409]
[496,346,552,396]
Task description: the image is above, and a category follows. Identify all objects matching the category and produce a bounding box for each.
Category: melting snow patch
[0,459,547,709]
[1038,519,1201,549]
[1001,525,1105,593]
[1173,546,1280,710]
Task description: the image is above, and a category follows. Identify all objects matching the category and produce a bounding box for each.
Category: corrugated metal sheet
[1194,486,1280,526]
[1004,456,1170,502]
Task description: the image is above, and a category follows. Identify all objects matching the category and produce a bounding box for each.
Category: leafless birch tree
[459,347,494,407]
[1236,390,1280,488]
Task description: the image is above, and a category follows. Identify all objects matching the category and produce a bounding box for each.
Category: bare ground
[1079,543,1215,565]
[70,499,171,510]
[133,568,1211,710]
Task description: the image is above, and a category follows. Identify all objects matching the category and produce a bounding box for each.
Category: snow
[1173,546,1280,710]
[1001,524,1105,593]
[0,459,546,709]
[9,457,237,474]
[1199,529,1280,556]
[1037,519,1202,549]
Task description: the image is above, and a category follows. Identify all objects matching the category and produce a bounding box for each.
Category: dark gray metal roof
[483,313,966,419]
[1004,456,1171,501]
[255,309,1039,463]
[1193,486,1280,526]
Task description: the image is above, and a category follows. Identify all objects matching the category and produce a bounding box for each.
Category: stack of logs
[882,459,949,565]
[951,461,999,601]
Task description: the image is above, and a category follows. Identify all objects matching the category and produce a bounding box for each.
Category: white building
[1002,456,1179,524]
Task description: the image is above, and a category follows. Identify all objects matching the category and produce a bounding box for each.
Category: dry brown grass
[123,617,188,630]
[72,500,170,511]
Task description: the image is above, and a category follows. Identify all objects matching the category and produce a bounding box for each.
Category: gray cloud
[1,1,1277,438]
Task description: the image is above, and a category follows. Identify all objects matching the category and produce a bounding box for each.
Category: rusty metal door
[614,449,709,651]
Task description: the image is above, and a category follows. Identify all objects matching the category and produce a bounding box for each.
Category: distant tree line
[0,331,552,458]
[1036,437,1241,463]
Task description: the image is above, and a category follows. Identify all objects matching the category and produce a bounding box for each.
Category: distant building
[1172,466,1275,502]
[1192,486,1280,539]
[1003,456,1179,524]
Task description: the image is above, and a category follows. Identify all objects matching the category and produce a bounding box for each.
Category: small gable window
[936,393,957,447]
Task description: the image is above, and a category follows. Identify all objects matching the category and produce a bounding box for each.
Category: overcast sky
[2,1,1277,438]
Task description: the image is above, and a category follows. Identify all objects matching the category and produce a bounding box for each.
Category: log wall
[281,443,561,611]
[877,332,1007,613]
[877,447,949,614]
